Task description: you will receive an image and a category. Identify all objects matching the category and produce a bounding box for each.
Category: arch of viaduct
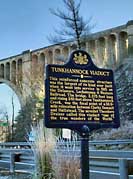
[0,20,133,106]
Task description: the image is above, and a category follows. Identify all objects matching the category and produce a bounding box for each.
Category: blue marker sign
[45,50,120,132]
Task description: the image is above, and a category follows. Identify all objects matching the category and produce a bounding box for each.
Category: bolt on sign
[44,50,120,132]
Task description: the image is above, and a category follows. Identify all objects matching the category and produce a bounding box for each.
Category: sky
[0,84,20,120]
[0,0,133,119]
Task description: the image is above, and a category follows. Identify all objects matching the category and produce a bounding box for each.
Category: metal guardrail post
[10,153,15,173]
[119,159,128,179]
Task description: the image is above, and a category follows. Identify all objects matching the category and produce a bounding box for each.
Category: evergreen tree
[12,94,44,142]
[12,98,33,141]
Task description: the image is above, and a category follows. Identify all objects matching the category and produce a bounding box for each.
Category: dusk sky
[0,0,132,119]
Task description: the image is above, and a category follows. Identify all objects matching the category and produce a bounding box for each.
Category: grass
[30,121,56,179]
[52,138,80,179]
[30,123,80,179]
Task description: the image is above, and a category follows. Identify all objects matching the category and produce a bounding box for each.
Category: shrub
[91,120,133,140]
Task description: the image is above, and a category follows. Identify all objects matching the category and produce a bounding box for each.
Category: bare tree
[48,0,93,49]
[11,95,15,141]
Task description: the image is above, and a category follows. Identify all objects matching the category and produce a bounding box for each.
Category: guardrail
[91,150,133,179]
[0,139,133,148]
[0,148,35,174]
[0,142,31,148]
[0,140,133,178]
[55,149,133,179]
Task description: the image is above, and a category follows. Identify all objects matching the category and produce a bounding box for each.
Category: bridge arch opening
[119,31,128,59]
[98,37,106,65]
[88,40,96,60]
[6,62,10,80]
[31,54,39,79]
[39,53,45,73]
[47,50,53,64]
[109,34,117,66]
[55,49,61,62]
[17,59,22,83]
[0,79,23,107]
[11,61,16,84]
[0,82,21,142]
[0,64,4,78]
[62,46,69,59]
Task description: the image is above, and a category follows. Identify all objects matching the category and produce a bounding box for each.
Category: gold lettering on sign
[49,67,115,122]
[51,67,110,77]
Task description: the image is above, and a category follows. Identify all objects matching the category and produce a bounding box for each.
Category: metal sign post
[80,125,90,179]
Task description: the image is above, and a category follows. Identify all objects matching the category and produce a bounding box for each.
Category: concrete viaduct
[0,20,133,106]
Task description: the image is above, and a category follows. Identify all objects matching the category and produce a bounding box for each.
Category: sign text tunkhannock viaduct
[0,21,133,106]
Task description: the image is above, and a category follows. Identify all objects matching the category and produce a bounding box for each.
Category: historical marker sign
[45,50,120,132]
